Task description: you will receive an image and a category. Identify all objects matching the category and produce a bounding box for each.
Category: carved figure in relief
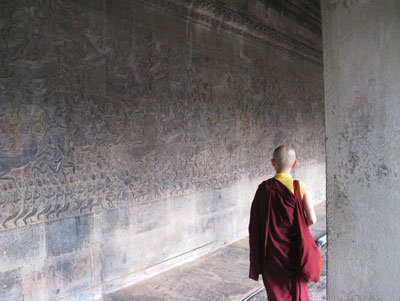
[0,0,323,231]
[0,140,38,185]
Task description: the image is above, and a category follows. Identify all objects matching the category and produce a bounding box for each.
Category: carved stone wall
[0,0,324,299]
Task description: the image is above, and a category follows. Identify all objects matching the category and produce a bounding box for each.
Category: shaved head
[272,146,296,171]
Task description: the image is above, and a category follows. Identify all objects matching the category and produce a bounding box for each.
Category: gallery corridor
[102,203,326,301]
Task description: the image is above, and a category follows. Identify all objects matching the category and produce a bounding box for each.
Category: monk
[249,146,317,301]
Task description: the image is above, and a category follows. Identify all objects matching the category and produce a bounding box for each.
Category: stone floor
[102,202,326,301]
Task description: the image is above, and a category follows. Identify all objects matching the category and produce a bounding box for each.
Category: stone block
[0,269,23,301]
[0,224,45,272]
[23,251,92,301]
[94,234,132,283]
[45,215,93,257]
[195,189,236,215]
[197,210,235,240]
[94,206,131,237]
[130,200,170,235]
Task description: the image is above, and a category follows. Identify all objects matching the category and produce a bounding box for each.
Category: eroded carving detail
[0,0,324,230]
[135,0,322,64]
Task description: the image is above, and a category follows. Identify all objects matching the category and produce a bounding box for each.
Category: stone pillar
[322,0,400,299]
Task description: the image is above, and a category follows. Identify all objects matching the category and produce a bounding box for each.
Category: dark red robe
[249,179,309,301]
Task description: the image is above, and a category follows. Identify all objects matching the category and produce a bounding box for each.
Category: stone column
[322,0,400,299]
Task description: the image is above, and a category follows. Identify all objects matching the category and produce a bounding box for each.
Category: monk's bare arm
[302,190,317,226]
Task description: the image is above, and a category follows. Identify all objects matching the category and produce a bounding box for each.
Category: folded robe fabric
[294,180,322,283]
[249,178,309,301]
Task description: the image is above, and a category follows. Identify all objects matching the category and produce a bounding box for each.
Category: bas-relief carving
[0,0,324,231]
[135,0,322,64]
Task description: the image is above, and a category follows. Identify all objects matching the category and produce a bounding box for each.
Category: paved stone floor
[102,202,326,301]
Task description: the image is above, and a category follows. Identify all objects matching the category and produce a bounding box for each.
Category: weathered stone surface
[0,0,324,231]
[0,0,324,299]
[0,223,45,272]
[46,214,93,257]
[322,0,400,299]
[101,201,327,301]
[23,251,92,300]
[0,269,23,301]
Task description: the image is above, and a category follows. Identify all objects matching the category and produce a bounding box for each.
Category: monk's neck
[275,169,292,174]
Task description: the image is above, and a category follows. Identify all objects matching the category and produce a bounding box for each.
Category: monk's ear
[292,160,297,168]
[271,159,275,167]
